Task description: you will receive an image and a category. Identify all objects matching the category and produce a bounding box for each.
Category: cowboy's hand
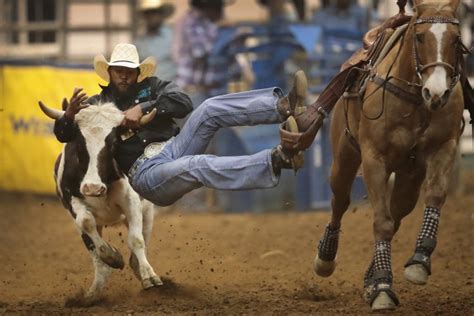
[122,105,143,129]
[64,88,89,120]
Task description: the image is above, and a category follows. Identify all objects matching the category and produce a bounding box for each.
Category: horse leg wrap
[364,259,375,288]
[363,241,398,306]
[417,207,441,245]
[405,207,440,274]
[317,224,341,261]
[365,241,393,287]
[365,270,400,306]
[374,241,393,278]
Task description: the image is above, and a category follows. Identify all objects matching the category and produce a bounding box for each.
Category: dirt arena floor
[0,171,473,315]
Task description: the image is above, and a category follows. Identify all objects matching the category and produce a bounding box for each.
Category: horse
[312,0,467,311]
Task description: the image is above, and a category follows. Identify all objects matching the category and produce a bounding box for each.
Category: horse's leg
[314,140,361,277]
[314,99,361,277]
[361,151,399,311]
[390,164,426,234]
[404,139,458,285]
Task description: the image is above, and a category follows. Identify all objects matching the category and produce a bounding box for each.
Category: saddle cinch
[280,11,474,153]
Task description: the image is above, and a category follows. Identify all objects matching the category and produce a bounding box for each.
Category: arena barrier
[0,61,103,194]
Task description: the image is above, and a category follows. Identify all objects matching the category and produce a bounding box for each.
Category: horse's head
[412,0,464,111]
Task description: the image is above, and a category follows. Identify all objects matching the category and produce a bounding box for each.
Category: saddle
[342,13,412,71]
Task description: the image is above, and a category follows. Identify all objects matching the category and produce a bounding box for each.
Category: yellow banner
[0,64,104,194]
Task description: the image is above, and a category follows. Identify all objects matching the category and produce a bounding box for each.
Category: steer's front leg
[69,198,123,303]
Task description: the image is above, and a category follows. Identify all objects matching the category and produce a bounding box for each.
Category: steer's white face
[75,103,124,197]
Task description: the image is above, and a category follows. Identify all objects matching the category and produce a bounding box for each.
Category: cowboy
[54,43,193,175]
[135,0,177,81]
[54,43,321,207]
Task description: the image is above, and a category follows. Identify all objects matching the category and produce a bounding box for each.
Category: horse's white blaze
[424,23,448,96]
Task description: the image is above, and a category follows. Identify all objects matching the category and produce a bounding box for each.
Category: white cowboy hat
[139,0,175,17]
[93,43,156,83]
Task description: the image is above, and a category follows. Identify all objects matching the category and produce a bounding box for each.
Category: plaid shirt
[173,9,238,96]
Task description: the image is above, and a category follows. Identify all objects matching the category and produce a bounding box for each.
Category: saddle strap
[372,76,422,106]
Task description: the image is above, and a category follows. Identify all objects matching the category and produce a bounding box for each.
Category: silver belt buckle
[144,142,166,158]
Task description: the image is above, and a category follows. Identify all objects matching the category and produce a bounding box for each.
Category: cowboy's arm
[54,93,99,142]
[139,80,193,118]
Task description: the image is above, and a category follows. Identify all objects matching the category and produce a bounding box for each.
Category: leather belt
[128,141,169,180]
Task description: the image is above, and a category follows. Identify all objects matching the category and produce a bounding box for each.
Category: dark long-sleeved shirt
[54,77,193,173]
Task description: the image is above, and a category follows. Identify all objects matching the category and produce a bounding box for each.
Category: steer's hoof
[142,275,163,290]
[404,264,428,285]
[314,255,336,277]
[98,244,124,269]
[129,254,141,281]
[371,291,397,311]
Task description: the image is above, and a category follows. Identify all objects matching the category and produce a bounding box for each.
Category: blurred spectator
[311,0,375,34]
[173,0,240,107]
[257,0,306,23]
[135,0,176,81]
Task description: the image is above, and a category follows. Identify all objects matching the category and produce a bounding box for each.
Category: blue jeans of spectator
[131,87,283,206]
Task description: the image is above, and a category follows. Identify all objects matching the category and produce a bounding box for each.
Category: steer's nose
[82,183,107,197]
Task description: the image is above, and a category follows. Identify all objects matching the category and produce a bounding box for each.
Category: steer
[39,100,162,303]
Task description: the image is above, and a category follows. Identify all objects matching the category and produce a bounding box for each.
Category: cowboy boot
[276,70,308,119]
[280,105,326,152]
[280,64,360,153]
[272,116,305,175]
[273,71,309,173]
[279,70,326,153]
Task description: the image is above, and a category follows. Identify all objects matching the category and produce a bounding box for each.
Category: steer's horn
[38,101,65,119]
[139,108,157,126]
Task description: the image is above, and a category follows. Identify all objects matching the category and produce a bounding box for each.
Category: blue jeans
[131,88,283,206]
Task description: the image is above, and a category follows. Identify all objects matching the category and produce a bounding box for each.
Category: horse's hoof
[98,244,124,269]
[404,264,428,285]
[371,291,397,311]
[314,255,336,277]
[142,275,163,289]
